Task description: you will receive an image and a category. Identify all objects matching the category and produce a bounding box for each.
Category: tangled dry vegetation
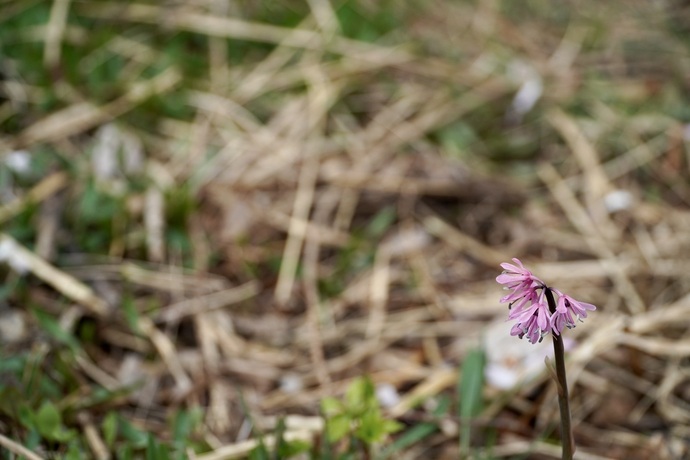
[2,1,690,459]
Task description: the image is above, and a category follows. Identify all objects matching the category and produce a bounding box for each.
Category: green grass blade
[376,422,438,460]
[458,347,486,457]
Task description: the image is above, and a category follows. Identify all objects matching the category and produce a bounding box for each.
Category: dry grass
[2,1,690,459]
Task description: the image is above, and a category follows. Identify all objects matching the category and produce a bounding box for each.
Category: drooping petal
[510,306,537,323]
[536,303,549,330]
[556,295,568,313]
[500,259,529,274]
[496,273,524,285]
[571,300,596,317]
[510,323,524,337]
[511,258,526,269]
[580,302,596,311]
[498,258,594,344]
[499,262,523,273]
[501,290,526,304]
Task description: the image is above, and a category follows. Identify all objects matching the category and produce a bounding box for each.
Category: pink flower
[496,258,545,295]
[507,287,552,344]
[550,289,596,335]
[497,258,596,343]
[510,313,543,344]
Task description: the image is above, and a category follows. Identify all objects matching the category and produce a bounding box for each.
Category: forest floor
[2,1,690,459]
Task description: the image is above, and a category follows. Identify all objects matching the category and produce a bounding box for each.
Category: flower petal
[498,258,594,344]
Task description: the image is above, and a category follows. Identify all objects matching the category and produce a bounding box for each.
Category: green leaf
[122,296,142,335]
[120,417,148,448]
[78,182,119,224]
[145,434,172,460]
[33,400,73,441]
[146,434,159,460]
[18,404,35,430]
[436,122,477,158]
[24,429,41,450]
[459,348,486,419]
[273,417,287,460]
[345,376,375,412]
[273,416,312,457]
[321,397,344,416]
[356,409,384,443]
[430,394,451,417]
[117,444,134,460]
[278,439,311,458]
[249,438,270,460]
[381,419,403,436]
[0,354,26,373]
[171,408,201,442]
[336,0,402,42]
[458,347,486,456]
[65,440,82,460]
[366,207,396,239]
[356,408,400,444]
[32,308,80,351]
[377,423,438,460]
[327,413,351,442]
[35,401,61,439]
[102,411,119,447]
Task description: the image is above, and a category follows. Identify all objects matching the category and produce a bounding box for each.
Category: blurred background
[2,1,690,458]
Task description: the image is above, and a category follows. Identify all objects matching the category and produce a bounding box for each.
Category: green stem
[545,288,574,460]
